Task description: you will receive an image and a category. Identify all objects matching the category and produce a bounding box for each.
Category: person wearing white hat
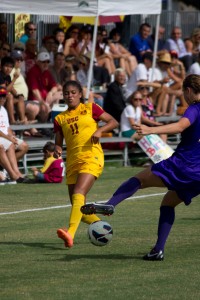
[26,52,60,123]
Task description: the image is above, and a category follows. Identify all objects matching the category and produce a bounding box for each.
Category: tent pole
[151,14,160,82]
[86,15,99,100]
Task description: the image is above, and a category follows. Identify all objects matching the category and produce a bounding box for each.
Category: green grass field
[1,166,200,300]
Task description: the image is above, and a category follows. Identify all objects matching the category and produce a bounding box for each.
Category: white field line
[0,192,165,216]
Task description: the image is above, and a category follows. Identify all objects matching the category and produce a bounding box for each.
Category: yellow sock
[81,214,101,224]
[68,193,85,239]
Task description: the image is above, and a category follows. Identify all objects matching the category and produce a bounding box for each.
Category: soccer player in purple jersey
[81,74,200,261]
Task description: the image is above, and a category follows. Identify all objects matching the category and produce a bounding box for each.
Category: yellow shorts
[66,159,104,185]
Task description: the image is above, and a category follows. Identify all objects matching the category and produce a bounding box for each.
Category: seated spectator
[39,35,57,65]
[0,86,27,183]
[138,85,166,142]
[30,141,64,183]
[53,27,65,53]
[126,52,161,98]
[12,41,26,76]
[65,55,79,80]
[76,54,108,106]
[0,56,27,124]
[164,26,193,72]
[0,42,11,62]
[147,26,166,54]
[24,38,37,74]
[0,21,8,44]
[129,23,151,63]
[109,28,137,77]
[49,52,70,90]
[184,28,200,64]
[77,25,93,56]
[154,52,183,116]
[10,50,40,124]
[26,52,60,123]
[103,68,127,123]
[188,52,200,75]
[63,25,80,57]
[120,90,142,142]
[95,28,116,76]
[19,21,37,45]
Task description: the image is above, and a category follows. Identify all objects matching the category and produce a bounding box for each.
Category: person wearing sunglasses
[0,42,11,60]
[19,21,37,45]
[120,90,142,142]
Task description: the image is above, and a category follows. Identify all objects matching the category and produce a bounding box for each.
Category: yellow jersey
[54,103,104,169]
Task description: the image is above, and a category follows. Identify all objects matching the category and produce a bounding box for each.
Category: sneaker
[16,177,26,183]
[57,228,73,248]
[143,249,164,261]
[80,203,115,215]
[0,179,17,185]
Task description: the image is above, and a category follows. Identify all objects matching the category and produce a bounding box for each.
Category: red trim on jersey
[54,119,64,136]
[92,103,104,121]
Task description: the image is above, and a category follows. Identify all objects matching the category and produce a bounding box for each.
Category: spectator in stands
[126,52,161,98]
[0,56,28,124]
[0,42,11,62]
[129,23,151,63]
[184,28,200,64]
[30,141,64,183]
[138,84,166,142]
[65,55,79,80]
[103,68,127,123]
[26,52,60,123]
[63,25,80,57]
[120,90,142,142]
[164,26,193,72]
[0,21,8,44]
[39,35,57,65]
[49,52,70,89]
[154,52,183,116]
[188,52,200,75]
[0,86,27,183]
[24,38,37,74]
[53,27,65,53]
[77,25,93,56]
[109,28,137,77]
[95,28,116,77]
[147,25,166,54]
[76,54,108,106]
[12,41,26,76]
[19,21,37,44]
[10,50,40,125]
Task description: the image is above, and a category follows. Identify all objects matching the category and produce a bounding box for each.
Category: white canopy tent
[1,0,162,97]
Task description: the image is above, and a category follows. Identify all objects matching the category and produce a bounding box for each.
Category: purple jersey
[43,158,64,183]
[152,103,200,205]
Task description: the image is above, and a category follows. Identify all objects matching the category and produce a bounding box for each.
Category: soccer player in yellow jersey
[54,80,118,248]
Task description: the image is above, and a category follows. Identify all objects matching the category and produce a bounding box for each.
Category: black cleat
[143,249,164,261]
[81,203,115,215]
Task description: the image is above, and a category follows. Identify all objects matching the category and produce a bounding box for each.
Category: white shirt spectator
[120,105,142,132]
[0,105,9,134]
[165,38,191,58]
[126,63,161,97]
[188,62,200,75]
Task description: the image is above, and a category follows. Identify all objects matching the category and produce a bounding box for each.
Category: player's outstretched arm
[133,117,191,136]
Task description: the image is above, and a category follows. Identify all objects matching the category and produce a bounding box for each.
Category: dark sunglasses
[15,58,23,61]
[2,47,11,52]
[28,28,36,31]
[139,86,150,90]
[14,47,24,52]
[133,98,142,101]
[41,60,50,64]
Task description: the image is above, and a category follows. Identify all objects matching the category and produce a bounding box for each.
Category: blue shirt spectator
[129,23,151,63]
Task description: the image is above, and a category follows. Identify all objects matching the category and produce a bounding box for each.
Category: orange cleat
[57,228,73,248]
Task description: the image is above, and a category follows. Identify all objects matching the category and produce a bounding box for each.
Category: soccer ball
[88,220,113,246]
